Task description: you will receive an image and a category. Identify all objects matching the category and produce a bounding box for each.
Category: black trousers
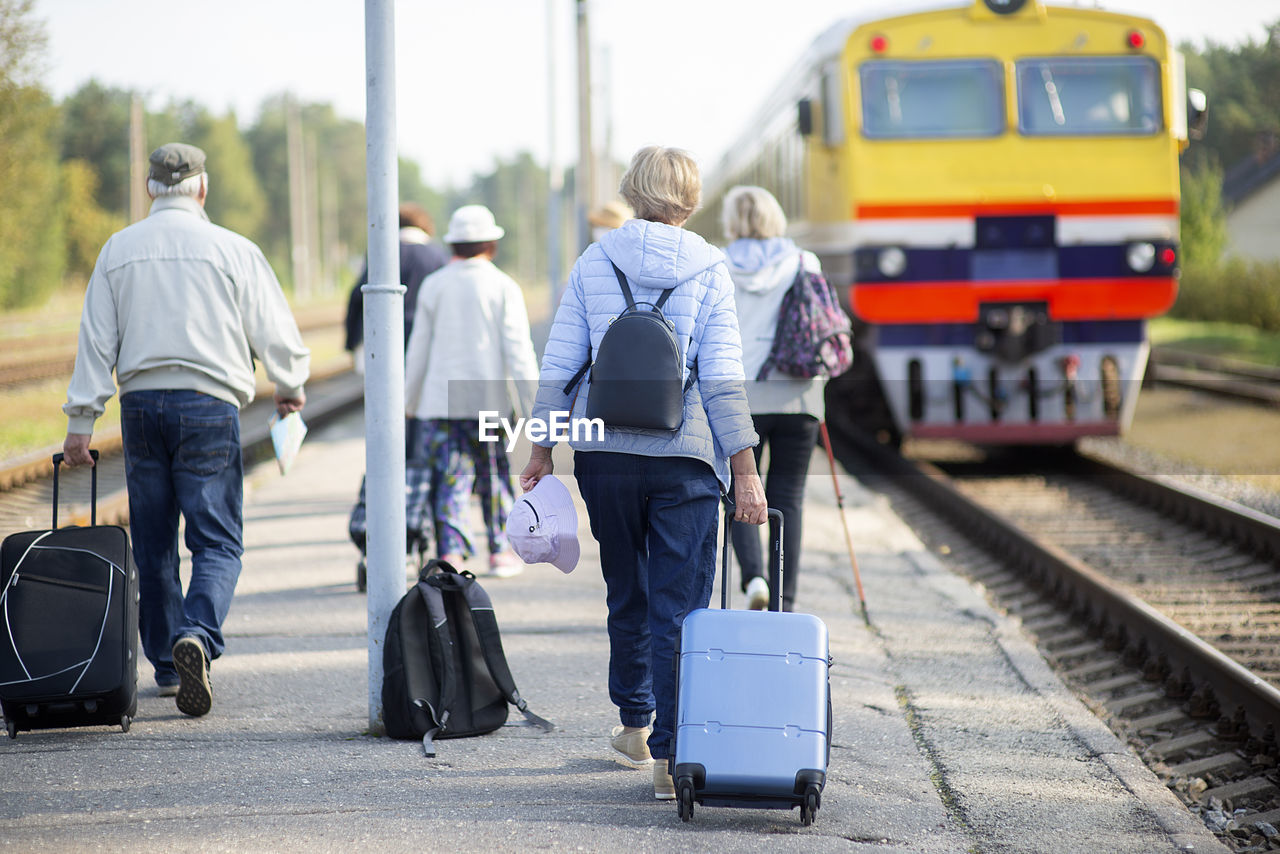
[730,413,821,611]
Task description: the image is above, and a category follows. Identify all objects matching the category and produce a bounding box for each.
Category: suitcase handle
[51,450,99,528]
[720,501,783,612]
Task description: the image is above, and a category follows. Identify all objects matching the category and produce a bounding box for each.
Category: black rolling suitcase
[672,507,832,825]
[0,451,138,738]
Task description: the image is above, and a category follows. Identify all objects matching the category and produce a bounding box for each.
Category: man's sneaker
[653,758,676,800]
[487,552,524,579]
[746,576,770,611]
[172,636,213,717]
[157,682,179,698]
[610,725,653,766]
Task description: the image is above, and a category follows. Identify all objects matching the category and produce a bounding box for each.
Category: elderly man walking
[62,143,311,718]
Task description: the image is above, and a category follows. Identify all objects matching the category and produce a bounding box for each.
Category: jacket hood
[600,219,725,290]
[724,237,801,294]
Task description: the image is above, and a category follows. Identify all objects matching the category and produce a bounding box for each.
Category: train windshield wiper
[1040,65,1066,126]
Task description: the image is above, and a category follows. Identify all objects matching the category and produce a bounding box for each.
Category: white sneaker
[746,577,770,611]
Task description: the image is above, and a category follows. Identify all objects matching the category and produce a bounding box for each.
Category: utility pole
[286,95,313,299]
[362,0,406,736]
[546,0,564,313]
[599,44,615,208]
[575,0,595,255]
[128,95,147,223]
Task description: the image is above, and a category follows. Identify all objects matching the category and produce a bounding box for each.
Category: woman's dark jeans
[730,413,820,611]
[120,390,244,685]
[574,451,720,761]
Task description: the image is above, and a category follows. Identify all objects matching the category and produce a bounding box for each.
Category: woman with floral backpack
[721,185,842,613]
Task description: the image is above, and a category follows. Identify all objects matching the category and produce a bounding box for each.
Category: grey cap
[148,143,206,186]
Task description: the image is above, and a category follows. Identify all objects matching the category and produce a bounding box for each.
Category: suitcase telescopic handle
[720,501,784,611]
[51,449,99,528]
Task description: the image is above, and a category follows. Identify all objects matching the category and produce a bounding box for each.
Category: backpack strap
[612,262,673,312]
[563,346,592,396]
[563,263,681,397]
[411,578,456,757]
[430,568,556,733]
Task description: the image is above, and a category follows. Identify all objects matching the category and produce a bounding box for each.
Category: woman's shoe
[610,725,653,766]
[746,576,770,610]
[653,759,676,800]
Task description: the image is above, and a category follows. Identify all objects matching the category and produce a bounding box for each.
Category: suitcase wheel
[356,558,367,593]
[120,715,131,734]
[799,785,820,826]
[5,719,16,739]
[676,778,695,822]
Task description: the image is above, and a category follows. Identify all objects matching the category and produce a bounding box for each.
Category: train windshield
[1017,57,1161,136]
[859,60,1004,139]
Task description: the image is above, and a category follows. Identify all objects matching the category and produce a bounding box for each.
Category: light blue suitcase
[672,508,831,824]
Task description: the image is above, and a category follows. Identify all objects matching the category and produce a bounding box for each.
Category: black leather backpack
[565,262,694,432]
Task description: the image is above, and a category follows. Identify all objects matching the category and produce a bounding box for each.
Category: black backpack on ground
[383,560,553,756]
[564,262,694,432]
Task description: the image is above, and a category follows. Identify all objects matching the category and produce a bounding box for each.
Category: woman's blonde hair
[721,185,787,241]
[618,146,701,225]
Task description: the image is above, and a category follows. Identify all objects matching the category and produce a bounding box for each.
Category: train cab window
[1016,57,1161,136]
[859,60,1004,139]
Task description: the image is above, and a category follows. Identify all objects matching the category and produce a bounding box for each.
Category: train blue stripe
[853,243,1177,283]
[877,320,1146,348]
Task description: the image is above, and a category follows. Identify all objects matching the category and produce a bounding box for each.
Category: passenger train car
[694,0,1205,445]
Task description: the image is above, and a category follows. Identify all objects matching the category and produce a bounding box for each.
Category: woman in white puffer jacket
[721,186,826,613]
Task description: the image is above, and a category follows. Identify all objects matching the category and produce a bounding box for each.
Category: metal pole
[575,0,595,255]
[363,0,405,735]
[545,0,563,313]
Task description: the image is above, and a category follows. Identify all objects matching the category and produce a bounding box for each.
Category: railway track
[1150,347,1280,407]
[826,420,1280,850]
[0,369,365,532]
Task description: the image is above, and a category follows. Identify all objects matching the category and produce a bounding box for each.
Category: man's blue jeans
[573,451,720,761]
[120,390,244,685]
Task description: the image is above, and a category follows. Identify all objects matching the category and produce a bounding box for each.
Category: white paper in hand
[269,411,308,475]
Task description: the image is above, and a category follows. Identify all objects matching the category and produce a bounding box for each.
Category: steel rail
[833,426,1280,743]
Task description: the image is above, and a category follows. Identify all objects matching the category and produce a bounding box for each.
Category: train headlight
[877,247,907,278]
[1125,242,1156,273]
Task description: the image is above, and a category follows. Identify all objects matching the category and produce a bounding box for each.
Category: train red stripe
[851,278,1178,323]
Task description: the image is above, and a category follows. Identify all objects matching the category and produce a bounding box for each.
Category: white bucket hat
[443,204,505,243]
[506,475,580,574]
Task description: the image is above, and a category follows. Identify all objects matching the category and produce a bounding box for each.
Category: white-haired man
[62,143,310,717]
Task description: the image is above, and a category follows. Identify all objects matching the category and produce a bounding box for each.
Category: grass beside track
[1150,317,1280,366]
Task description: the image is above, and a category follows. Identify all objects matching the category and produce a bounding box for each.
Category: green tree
[1179,162,1228,267]
[62,158,125,284]
[246,95,368,288]
[399,157,448,238]
[58,80,134,217]
[0,0,64,308]
[186,108,267,239]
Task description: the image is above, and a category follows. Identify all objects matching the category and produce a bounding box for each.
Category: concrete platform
[0,407,1226,853]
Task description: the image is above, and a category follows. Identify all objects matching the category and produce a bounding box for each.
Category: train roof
[704,0,1168,192]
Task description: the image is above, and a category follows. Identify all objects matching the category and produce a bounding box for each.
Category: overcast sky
[33,0,1280,188]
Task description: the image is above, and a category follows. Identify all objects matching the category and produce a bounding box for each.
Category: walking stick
[818,421,870,626]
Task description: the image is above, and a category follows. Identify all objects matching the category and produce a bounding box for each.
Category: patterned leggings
[420,419,514,558]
